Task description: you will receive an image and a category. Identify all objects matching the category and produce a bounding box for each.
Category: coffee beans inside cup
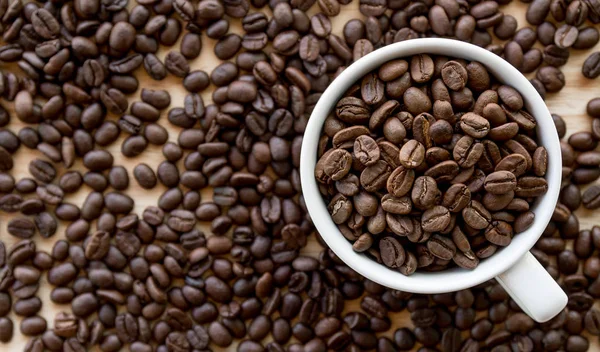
[316,55,549,274]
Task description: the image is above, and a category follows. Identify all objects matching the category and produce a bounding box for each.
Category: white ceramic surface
[300,38,567,322]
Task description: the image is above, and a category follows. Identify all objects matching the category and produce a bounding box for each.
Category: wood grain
[2,0,600,350]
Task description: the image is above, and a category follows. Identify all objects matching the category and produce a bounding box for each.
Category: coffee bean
[554,24,579,48]
[0,317,12,342]
[484,221,513,246]
[566,0,588,25]
[543,44,569,67]
[162,51,189,78]
[20,316,47,336]
[387,166,415,197]
[410,176,440,211]
[537,66,565,92]
[28,159,55,183]
[399,140,425,169]
[8,217,36,239]
[357,162,391,195]
[526,0,551,24]
[484,171,517,194]
[0,194,22,213]
[380,237,405,268]
[71,292,99,317]
[583,185,600,209]
[440,184,471,212]
[462,200,491,230]
[13,296,42,317]
[34,212,57,238]
[404,87,432,115]
[441,61,468,91]
[583,52,600,78]
[410,54,434,83]
[461,113,490,138]
[426,234,457,261]
[574,27,599,49]
[8,240,36,267]
[422,206,451,233]
[515,177,549,197]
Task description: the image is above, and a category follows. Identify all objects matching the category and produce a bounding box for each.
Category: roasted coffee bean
[574,27,600,49]
[409,176,440,211]
[484,171,517,194]
[427,234,456,260]
[29,159,56,183]
[583,52,600,79]
[380,237,405,268]
[164,51,190,77]
[410,54,434,83]
[0,194,23,213]
[8,218,36,239]
[399,140,425,169]
[537,66,565,92]
[583,185,600,209]
[0,317,12,342]
[554,24,578,48]
[20,316,47,336]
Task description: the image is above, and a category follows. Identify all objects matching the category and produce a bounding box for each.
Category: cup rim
[300,38,562,294]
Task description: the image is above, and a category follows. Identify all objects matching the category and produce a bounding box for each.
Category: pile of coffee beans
[316,55,549,274]
[0,0,597,350]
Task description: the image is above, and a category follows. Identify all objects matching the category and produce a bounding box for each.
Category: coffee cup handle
[495,251,567,323]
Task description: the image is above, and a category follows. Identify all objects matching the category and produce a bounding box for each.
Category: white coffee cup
[300,38,567,323]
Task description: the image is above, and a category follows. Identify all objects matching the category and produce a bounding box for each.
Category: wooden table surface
[2,0,600,350]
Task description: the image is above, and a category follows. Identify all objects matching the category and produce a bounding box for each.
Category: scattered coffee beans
[0,0,597,351]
